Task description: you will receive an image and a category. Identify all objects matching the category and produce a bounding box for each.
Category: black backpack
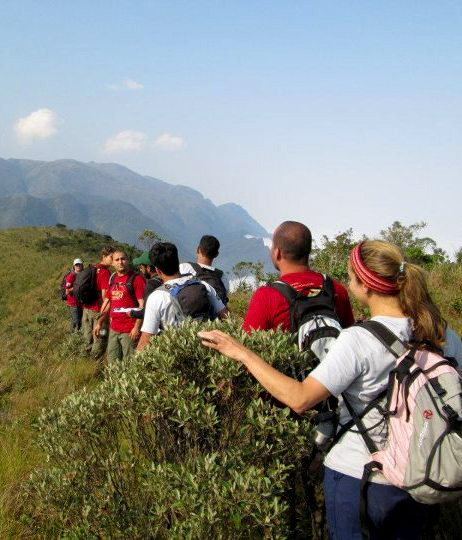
[269,274,342,373]
[270,275,343,447]
[270,275,345,531]
[163,279,213,321]
[143,276,163,305]
[73,266,99,305]
[108,271,142,304]
[59,270,73,301]
[188,262,228,305]
[130,276,163,320]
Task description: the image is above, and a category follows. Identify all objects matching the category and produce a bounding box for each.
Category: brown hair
[359,240,446,348]
[100,246,115,259]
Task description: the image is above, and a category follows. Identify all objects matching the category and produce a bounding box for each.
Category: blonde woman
[200,240,462,539]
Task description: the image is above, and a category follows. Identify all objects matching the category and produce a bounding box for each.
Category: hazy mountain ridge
[0,158,271,271]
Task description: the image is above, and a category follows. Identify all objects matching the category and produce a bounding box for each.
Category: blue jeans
[323,467,432,539]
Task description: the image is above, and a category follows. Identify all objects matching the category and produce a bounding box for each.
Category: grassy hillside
[1,226,461,537]
[0,227,139,537]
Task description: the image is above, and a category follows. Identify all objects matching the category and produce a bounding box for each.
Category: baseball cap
[73,258,83,265]
[133,251,151,266]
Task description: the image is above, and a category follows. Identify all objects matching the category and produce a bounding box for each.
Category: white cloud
[103,130,147,153]
[107,78,144,91]
[153,132,185,151]
[14,108,58,143]
[123,78,144,90]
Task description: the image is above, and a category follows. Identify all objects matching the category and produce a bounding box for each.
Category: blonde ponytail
[359,240,446,348]
[397,262,446,348]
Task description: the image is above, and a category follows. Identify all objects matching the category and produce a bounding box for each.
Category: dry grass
[0,227,118,536]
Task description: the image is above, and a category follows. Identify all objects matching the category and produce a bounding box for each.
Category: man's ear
[273,246,282,261]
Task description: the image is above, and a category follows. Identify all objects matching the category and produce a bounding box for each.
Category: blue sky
[1,1,461,253]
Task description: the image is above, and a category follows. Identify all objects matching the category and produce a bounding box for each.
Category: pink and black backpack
[341,321,462,533]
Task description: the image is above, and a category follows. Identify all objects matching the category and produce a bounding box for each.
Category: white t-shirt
[179,262,230,293]
[310,316,462,481]
[141,275,226,335]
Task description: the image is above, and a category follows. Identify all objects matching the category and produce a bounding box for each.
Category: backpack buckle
[443,404,459,421]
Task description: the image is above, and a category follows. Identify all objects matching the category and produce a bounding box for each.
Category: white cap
[73,258,83,265]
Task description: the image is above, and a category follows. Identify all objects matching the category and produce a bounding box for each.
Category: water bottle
[314,410,337,450]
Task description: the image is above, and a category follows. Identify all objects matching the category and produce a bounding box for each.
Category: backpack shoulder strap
[127,271,145,303]
[321,274,335,297]
[92,266,98,289]
[126,271,137,302]
[108,272,138,302]
[213,267,223,278]
[268,280,299,302]
[268,281,300,333]
[341,392,380,455]
[190,262,223,278]
[357,320,408,359]
[190,262,202,274]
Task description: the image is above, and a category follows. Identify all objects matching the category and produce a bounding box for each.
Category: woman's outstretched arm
[199,330,330,414]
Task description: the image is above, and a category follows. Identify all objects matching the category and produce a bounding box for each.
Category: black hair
[198,235,220,259]
[273,221,312,263]
[149,242,179,275]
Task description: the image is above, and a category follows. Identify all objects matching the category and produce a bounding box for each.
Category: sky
[1,1,461,254]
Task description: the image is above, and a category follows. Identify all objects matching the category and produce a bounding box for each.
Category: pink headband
[349,243,400,295]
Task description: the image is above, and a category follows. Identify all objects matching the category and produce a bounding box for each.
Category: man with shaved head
[243,221,354,333]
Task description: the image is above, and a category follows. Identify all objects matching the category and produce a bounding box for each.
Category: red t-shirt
[65,271,80,307]
[243,271,354,333]
[83,264,111,311]
[108,272,145,333]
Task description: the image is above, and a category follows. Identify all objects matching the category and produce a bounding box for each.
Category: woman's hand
[199,329,330,414]
[198,330,251,364]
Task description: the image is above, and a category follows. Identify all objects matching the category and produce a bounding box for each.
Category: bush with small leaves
[24,319,322,538]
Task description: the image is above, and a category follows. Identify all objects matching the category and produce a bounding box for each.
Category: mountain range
[0,158,272,271]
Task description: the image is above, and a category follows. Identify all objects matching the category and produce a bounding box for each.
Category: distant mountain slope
[0,194,56,228]
[0,158,271,270]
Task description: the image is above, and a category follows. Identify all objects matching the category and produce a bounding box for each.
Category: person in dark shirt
[132,251,163,319]
[81,246,115,358]
[179,235,229,305]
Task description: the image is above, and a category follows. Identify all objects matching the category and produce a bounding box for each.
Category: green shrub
[58,331,88,360]
[24,320,320,538]
[228,285,253,320]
